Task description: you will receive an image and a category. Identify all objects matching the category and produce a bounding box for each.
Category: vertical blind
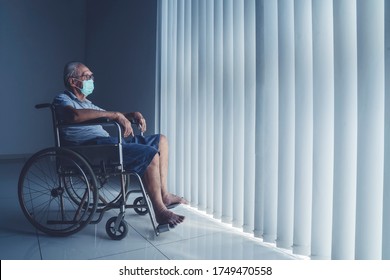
[155,0,390,260]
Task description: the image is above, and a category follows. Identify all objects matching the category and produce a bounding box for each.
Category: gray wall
[0,0,157,157]
[85,0,157,133]
[0,0,87,157]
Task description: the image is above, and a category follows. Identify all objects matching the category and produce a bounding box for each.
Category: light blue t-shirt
[53,90,109,145]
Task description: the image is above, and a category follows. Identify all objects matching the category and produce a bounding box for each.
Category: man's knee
[151,153,160,165]
[160,134,168,146]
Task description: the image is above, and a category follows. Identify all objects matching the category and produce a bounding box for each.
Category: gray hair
[63,61,84,89]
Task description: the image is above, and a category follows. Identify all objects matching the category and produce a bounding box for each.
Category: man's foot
[155,208,185,227]
[163,193,188,207]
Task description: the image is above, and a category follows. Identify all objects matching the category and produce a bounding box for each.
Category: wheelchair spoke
[18,148,98,236]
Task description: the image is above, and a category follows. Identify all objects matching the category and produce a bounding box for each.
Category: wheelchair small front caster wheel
[133,196,148,215]
[106,217,128,240]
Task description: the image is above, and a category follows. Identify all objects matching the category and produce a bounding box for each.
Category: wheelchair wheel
[18,147,98,237]
[65,173,127,211]
[133,196,148,215]
[105,216,128,240]
[96,174,128,209]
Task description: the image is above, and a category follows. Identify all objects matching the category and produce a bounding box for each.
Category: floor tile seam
[36,229,44,260]
[120,221,172,260]
[36,229,152,260]
[88,220,158,259]
[88,246,169,260]
[123,221,218,260]
[125,220,160,248]
[185,207,304,259]
[146,225,220,246]
[152,232,215,249]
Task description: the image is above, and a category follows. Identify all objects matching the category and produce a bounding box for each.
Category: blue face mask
[77,79,94,96]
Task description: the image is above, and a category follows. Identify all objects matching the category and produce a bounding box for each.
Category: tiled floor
[0,159,298,260]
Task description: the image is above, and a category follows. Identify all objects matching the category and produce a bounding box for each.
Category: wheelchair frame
[17,103,170,240]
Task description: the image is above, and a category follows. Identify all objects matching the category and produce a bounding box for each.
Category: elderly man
[53,61,186,227]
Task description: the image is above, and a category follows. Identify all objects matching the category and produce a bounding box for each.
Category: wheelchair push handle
[35,103,52,109]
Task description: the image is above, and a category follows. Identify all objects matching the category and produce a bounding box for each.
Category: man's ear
[69,78,77,87]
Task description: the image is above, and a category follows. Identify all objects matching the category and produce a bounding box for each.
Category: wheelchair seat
[17,103,170,240]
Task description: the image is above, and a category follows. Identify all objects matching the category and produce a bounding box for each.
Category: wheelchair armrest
[58,117,114,126]
[74,117,112,125]
[58,119,121,133]
[60,118,138,127]
[58,118,123,141]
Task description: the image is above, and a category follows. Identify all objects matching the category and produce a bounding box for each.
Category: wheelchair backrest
[35,103,124,172]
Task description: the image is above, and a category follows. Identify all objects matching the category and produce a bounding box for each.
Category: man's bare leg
[143,153,184,226]
[158,135,188,206]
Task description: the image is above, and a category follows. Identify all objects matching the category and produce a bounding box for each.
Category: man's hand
[115,112,134,137]
[131,112,147,133]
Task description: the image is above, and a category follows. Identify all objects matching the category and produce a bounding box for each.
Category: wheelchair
[17,103,171,240]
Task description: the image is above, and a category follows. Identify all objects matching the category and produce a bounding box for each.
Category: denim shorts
[85,134,160,176]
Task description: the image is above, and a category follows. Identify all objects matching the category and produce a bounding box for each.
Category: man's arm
[64,106,134,137]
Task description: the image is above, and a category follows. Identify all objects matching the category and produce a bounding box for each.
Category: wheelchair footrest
[157,223,171,234]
